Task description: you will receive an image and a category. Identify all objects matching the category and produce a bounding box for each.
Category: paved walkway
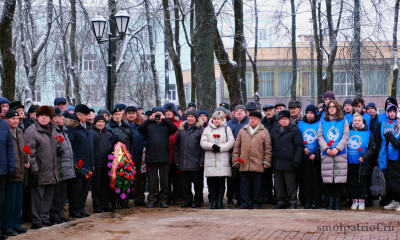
[14,204,400,240]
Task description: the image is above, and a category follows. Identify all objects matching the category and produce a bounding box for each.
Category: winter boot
[335,197,341,210]
[327,197,334,210]
[208,187,217,209]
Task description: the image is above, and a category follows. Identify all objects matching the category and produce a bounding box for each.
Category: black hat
[198,110,209,118]
[99,109,110,116]
[145,111,153,117]
[28,104,39,114]
[0,97,9,106]
[385,96,398,110]
[274,103,286,109]
[278,110,290,120]
[246,101,257,111]
[262,104,274,111]
[9,101,24,110]
[36,105,55,119]
[74,104,90,114]
[94,115,106,125]
[137,106,143,110]
[111,107,123,114]
[163,102,179,116]
[288,100,301,109]
[187,109,199,120]
[219,103,231,110]
[125,106,138,113]
[305,104,318,116]
[366,102,377,111]
[187,102,196,109]
[176,105,183,112]
[153,107,165,115]
[54,97,67,105]
[114,104,126,110]
[5,109,19,119]
[54,107,64,116]
[249,111,262,119]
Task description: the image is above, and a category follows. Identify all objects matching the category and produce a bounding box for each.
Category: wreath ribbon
[110,142,134,190]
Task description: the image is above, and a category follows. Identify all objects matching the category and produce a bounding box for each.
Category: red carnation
[303,141,308,145]
[130,175,134,180]
[327,140,334,147]
[124,159,129,163]
[213,134,221,138]
[127,166,132,171]
[133,170,137,175]
[237,158,244,164]
[22,145,31,154]
[76,160,83,168]
[389,120,393,124]
[118,162,124,167]
[118,171,124,176]
[358,148,363,151]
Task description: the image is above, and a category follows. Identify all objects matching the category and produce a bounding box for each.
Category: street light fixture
[91,10,130,110]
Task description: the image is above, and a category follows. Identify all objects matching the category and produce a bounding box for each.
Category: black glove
[293,162,300,170]
[384,131,393,141]
[212,144,221,152]
[31,172,39,186]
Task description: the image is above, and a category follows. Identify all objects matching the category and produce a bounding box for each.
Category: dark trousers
[168,164,181,203]
[92,169,110,211]
[207,177,225,201]
[50,180,69,220]
[133,172,147,204]
[147,163,169,205]
[0,176,6,232]
[325,183,345,199]
[261,168,273,200]
[180,171,203,204]
[68,177,89,214]
[30,184,55,224]
[2,181,23,231]
[227,168,241,204]
[274,170,298,205]
[347,164,367,199]
[22,182,31,222]
[301,157,322,204]
[240,171,263,208]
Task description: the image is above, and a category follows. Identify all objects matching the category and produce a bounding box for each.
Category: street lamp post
[91,10,130,110]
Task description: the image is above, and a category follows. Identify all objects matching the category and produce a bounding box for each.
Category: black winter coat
[65,115,94,173]
[261,115,279,133]
[138,118,178,164]
[174,120,205,171]
[270,122,304,171]
[106,118,134,155]
[91,127,114,170]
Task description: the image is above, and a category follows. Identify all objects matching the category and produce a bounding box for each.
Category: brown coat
[9,128,29,181]
[24,120,59,185]
[232,123,272,172]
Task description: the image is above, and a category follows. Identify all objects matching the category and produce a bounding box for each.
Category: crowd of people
[0,90,399,239]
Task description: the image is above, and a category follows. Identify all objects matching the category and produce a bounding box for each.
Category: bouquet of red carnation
[237,157,244,164]
[107,142,136,200]
[55,135,65,178]
[75,160,93,179]
[22,145,31,186]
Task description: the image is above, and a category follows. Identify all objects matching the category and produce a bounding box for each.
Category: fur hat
[249,111,262,119]
[212,110,225,119]
[163,102,179,116]
[75,104,90,114]
[9,101,24,110]
[36,105,55,119]
[278,110,290,120]
[153,107,165,115]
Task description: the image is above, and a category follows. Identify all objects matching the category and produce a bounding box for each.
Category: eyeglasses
[328,106,336,109]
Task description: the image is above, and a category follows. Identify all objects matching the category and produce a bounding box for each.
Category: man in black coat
[138,107,178,208]
[270,110,304,209]
[65,104,94,218]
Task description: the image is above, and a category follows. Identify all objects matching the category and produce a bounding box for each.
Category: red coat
[169,116,183,165]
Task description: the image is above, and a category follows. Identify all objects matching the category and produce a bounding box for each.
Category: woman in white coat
[201,111,235,209]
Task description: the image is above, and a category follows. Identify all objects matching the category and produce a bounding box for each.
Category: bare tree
[290,0,297,100]
[392,0,400,97]
[310,0,324,100]
[353,0,362,97]
[0,0,17,99]
[233,0,247,103]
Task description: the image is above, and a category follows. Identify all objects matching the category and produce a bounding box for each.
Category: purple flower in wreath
[108,172,111,177]
[115,188,121,194]
[108,154,114,161]
[120,193,126,199]
[124,166,127,169]
[107,162,112,168]
[126,188,131,193]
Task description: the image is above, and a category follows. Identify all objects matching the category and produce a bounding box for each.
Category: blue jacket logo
[348,135,362,149]
[327,127,340,142]
[304,129,317,144]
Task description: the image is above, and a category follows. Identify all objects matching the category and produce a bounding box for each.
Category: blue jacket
[0,119,16,175]
[227,116,249,139]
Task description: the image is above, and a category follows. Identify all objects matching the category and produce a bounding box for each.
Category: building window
[364,70,389,96]
[140,54,151,71]
[169,84,176,101]
[278,72,292,97]
[258,29,268,41]
[34,86,41,102]
[83,54,97,71]
[333,71,355,96]
[259,71,275,97]
[246,72,252,97]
